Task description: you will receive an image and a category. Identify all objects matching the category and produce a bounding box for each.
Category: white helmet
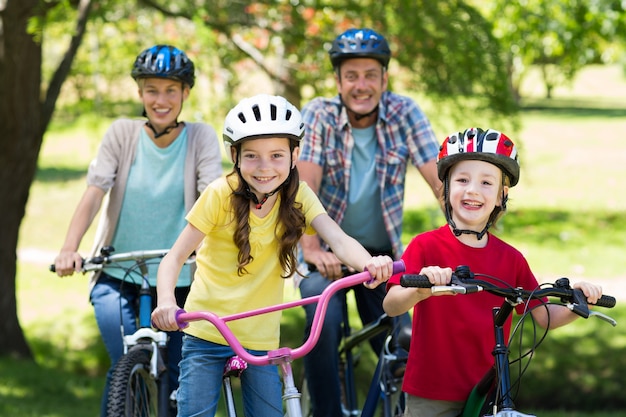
[223,94,304,160]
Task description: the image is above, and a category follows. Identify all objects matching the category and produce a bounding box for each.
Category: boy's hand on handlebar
[53,251,83,276]
[419,266,457,296]
[363,255,394,289]
[151,304,182,331]
[572,281,603,305]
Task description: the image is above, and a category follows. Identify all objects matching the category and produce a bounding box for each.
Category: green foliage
[478,0,626,99]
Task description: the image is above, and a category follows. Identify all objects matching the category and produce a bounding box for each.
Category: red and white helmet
[437,127,520,186]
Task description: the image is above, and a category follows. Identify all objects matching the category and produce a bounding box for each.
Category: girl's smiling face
[448,159,508,232]
[235,137,298,200]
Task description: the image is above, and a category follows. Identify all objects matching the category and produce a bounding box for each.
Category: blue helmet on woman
[328,28,391,69]
[131,45,195,88]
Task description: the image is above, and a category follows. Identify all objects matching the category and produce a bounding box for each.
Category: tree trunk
[0,0,44,358]
[0,0,92,358]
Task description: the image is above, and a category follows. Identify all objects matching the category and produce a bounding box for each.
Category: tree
[481,0,626,101]
[140,0,520,131]
[1,0,522,359]
[0,0,93,358]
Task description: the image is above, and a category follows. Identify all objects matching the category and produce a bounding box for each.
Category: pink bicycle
[175,260,405,417]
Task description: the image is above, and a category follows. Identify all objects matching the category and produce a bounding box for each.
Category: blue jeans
[176,335,283,417]
[299,271,411,417]
[91,273,188,417]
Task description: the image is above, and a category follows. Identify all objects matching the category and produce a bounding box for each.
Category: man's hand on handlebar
[306,249,348,281]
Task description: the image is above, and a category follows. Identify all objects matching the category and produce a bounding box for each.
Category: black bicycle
[400,265,617,417]
[300,272,410,417]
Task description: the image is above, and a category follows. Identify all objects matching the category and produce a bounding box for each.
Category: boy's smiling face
[448,159,508,233]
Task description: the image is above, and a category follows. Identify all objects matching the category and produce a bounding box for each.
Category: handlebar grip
[392,260,406,275]
[400,274,431,288]
[594,294,617,309]
[175,309,189,329]
[49,264,56,273]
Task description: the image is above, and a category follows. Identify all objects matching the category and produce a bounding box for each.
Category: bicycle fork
[487,302,536,417]
[124,260,171,415]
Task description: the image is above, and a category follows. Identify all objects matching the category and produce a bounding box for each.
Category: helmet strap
[142,93,185,139]
[145,120,180,139]
[443,177,506,241]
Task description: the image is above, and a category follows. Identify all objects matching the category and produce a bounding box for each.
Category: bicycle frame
[339,292,392,416]
[461,298,530,417]
[176,260,405,417]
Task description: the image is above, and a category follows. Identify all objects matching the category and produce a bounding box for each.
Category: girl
[383,127,603,417]
[151,94,394,417]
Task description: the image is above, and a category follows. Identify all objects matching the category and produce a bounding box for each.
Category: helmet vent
[286,109,292,120]
[238,113,246,123]
[270,104,277,120]
[485,131,499,141]
[252,105,262,121]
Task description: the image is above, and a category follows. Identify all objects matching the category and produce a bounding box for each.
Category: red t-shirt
[387,225,543,401]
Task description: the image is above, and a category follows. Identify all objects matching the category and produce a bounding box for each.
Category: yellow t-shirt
[183,176,326,350]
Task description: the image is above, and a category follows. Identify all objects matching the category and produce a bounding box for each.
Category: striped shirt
[299,91,439,258]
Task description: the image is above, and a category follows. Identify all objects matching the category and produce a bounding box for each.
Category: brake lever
[431,274,483,295]
[431,285,468,294]
[588,310,617,327]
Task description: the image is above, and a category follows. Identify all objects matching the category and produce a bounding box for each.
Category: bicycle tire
[106,348,160,417]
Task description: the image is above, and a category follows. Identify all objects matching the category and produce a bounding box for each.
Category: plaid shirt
[299,91,439,258]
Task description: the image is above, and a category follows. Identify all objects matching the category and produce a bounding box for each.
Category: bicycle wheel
[107,348,159,417]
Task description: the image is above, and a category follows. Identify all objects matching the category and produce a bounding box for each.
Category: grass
[6,64,626,416]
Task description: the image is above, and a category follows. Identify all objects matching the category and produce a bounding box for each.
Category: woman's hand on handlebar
[363,255,395,289]
[53,250,83,277]
[151,303,182,332]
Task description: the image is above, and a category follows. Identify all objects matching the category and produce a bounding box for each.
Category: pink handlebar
[175,260,405,366]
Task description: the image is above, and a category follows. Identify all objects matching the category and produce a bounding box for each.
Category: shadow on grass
[401,207,626,247]
[0,357,104,417]
[521,98,626,119]
[35,166,87,183]
[36,158,234,183]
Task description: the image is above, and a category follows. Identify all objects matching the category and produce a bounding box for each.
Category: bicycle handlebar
[49,246,194,273]
[400,266,617,324]
[175,260,405,366]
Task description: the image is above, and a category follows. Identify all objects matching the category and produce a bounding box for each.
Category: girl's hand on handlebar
[53,250,83,276]
[363,255,394,289]
[572,281,603,305]
[151,303,182,331]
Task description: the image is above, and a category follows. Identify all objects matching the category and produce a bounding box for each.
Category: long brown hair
[227,164,306,278]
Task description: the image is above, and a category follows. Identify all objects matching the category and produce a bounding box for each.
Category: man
[297,28,442,417]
